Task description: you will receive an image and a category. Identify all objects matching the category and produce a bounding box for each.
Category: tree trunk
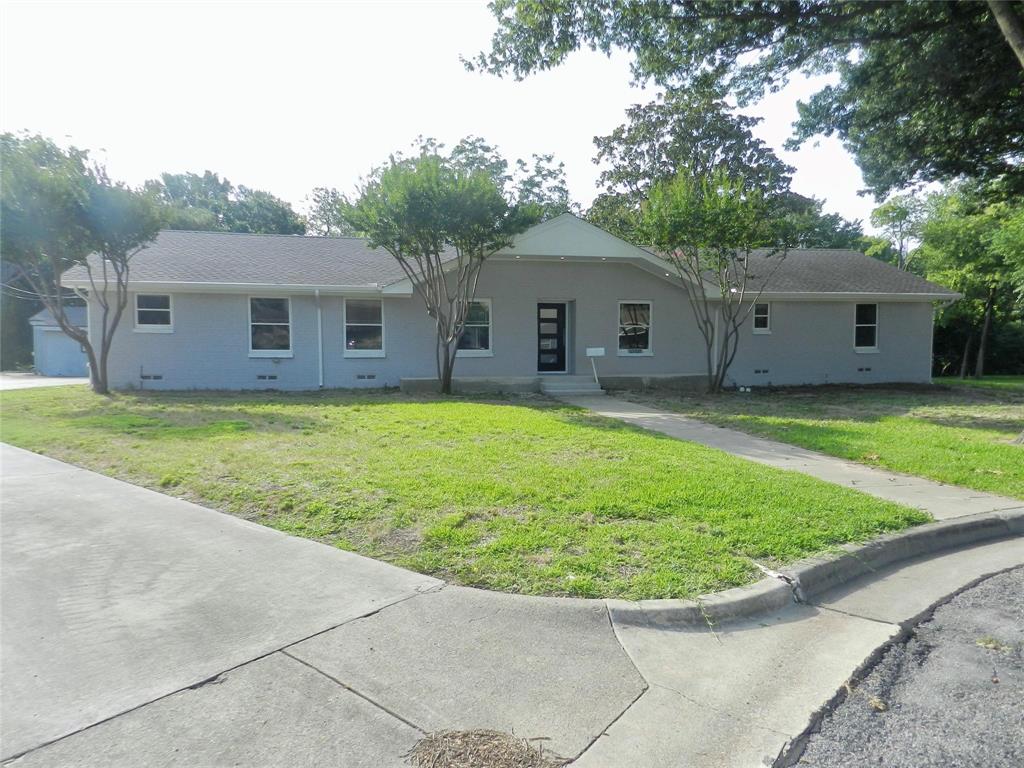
[959,334,974,378]
[439,346,455,395]
[975,289,995,378]
[988,1,1024,69]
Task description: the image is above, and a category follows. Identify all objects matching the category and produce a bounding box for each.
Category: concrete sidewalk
[561,395,1024,521]
[3,444,1021,767]
[0,372,89,390]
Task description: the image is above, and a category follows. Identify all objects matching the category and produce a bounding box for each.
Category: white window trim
[752,302,771,335]
[456,298,494,358]
[248,295,293,358]
[617,300,653,357]
[854,302,879,353]
[343,298,386,358]
[133,293,174,333]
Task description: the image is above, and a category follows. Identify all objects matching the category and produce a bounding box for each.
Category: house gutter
[315,289,324,389]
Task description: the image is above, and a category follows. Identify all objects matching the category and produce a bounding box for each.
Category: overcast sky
[1,0,877,229]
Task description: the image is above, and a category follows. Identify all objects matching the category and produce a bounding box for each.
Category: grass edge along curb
[607,509,1024,629]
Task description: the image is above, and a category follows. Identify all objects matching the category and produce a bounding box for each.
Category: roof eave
[715,291,962,302]
[60,279,412,297]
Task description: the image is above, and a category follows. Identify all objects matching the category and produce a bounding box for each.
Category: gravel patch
[793,567,1023,767]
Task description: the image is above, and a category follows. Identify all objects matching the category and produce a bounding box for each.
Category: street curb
[607,508,1024,629]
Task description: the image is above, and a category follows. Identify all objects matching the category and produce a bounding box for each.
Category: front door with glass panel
[537,303,566,372]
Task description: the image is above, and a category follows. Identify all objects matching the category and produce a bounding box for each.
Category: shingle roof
[641,246,956,296]
[742,248,956,296]
[30,305,88,327]
[62,229,957,298]
[63,230,411,288]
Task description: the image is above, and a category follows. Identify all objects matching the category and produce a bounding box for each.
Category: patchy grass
[628,381,1024,500]
[0,386,926,600]
[938,375,1024,393]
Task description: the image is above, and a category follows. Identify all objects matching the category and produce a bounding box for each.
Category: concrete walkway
[3,444,1022,767]
[0,372,90,391]
[562,395,1024,521]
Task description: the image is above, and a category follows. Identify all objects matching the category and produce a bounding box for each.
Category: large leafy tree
[305,187,359,237]
[344,152,539,393]
[640,170,796,392]
[145,171,306,234]
[445,135,575,219]
[868,194,925,271]
[918,185,1022,378]
[586,87,859,246]
[778,193,864,249]
[1,133,161,393]
[471,1,1024,198]
[593,86,793,202]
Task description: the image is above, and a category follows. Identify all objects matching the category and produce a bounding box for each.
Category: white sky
[1,0,877,230]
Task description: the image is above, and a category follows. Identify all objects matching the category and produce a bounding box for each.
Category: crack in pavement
[568,602,653,761]
[2,588,434,764]
[649,681,793,739]
[280,650,426,735]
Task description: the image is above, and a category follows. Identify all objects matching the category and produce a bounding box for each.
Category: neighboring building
[61,214,958,392]
[29,306,89,377]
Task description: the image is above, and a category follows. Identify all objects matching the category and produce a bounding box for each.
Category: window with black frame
[854,303,878,350]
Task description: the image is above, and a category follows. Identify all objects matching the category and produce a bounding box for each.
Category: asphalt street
[792,567,1024,768]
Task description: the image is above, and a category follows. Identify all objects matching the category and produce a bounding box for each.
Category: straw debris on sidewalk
[407,729,565,768]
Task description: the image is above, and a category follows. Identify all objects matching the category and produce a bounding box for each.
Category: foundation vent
[257,374,278,381]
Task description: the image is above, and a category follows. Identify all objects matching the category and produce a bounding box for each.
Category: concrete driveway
[0,444,643,766]
[0,372,90,390]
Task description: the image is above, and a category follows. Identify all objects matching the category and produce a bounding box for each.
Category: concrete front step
[540,376,605,396]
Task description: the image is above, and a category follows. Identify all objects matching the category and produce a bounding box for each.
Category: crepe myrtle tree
[1,133,160,394]
[640,170,795,393]
[344,152,539,394]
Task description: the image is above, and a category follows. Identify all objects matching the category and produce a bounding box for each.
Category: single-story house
[29,306,89,377]
[61,214,958,393]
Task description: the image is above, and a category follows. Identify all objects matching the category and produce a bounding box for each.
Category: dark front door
[537,303,567,372]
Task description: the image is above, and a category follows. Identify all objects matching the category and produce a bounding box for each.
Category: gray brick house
[62,214,958,392]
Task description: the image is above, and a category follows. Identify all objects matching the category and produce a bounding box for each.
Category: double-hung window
[618,301,652,355]
[457,299,492,356]
[752,302,771,334]
[135,294,172,332]
[854,303,878,351]
[344,299,385,357]
[249,297,291,356]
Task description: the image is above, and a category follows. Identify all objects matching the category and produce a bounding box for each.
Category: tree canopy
[584,87,861,247]
[145,171,306,234]
[305,186,359,237]
[471,1,1024,197]
[918,183,1023,376]
[430,135,574,220]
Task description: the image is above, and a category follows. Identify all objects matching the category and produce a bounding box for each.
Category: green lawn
[629,379,1024,500]
[0,387,925,600]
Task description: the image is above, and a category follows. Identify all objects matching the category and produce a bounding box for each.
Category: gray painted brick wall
[93,260,935,390]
